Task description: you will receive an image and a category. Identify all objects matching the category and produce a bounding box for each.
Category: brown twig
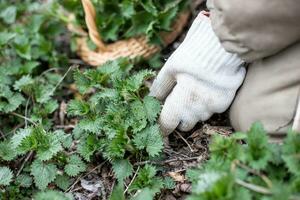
[235,179,272,195]
[175,130,195,153]
[134,156,201,166]
[233,160,272,188]
[124,166,140,194]
[16,151,34,176]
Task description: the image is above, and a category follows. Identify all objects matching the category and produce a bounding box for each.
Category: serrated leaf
[282,130,300,176]
[133,125,163,157]
[112,159,133,181]
[64,154,86,177]
[110,183,125,200]
[0,166,13,186]
[11,128,32,149]
[67,100,90,117]
[30,160,57,190]
[16,174,33,188]
[244,122,271,170]
[143,96,161,123]
[55,175,71,191]
[0,31,16,46]
[13,75,34,92]
[77,117,102,134]
[37,133,63,161]
[77,135,99,161]
[0,6,17,24]
[0,140,17,161]
[34,190,73,200]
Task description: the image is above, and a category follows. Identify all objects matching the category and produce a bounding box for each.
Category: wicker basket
[68,0,190,66]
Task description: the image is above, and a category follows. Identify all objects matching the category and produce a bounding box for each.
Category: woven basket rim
[67,0,190,66]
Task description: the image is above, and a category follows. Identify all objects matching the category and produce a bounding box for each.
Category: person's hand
[150,13,246,135]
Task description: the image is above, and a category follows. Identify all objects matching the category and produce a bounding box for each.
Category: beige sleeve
[207,0,300,62]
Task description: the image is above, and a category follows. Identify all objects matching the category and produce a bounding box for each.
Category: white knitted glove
[150,13,246,135]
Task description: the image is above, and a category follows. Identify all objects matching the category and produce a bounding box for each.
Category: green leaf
[13,75,34,92]
[282,129,300,176]
[140,0,158,16]
[0,31,16,46]
[11,128,32,149]
[64,154,86,177]
[0,85,25,113]
[121,0,135,18]
[37,133,63,161]
[133,125,163,157]
[30,160,57,190]
[112,159,133,181]
[125,70,155,93]
[143,96,161,123]
[16,174,33,188]
[77,117,103,134]
[14,35,32,60]
[130,188,157,200]
[244,122,272,170]
[129,165,163,193]
[0,140,17,161]
[0,166,13,186]
[67,100,90,117]
[0,6,17,24]
[77,135,100,161]
[110,183,125,200]
[55,175,71,191]
[34,190,73,200]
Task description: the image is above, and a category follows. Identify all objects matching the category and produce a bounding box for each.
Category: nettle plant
[187,123,300,200]
[60,0,189,44]
[0,0,68,129]
[68,59,174,198]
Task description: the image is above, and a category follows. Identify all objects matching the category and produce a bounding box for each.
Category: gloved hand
[150,13,246,135]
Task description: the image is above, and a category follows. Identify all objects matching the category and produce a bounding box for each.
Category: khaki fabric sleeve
[207,0,300,62]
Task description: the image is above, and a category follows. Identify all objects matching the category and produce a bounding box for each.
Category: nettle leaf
[77,135,100,161]
[11,128,32,149]
[34,190,73,200]
[34,84,55,103]
[30,160,57,190]
[0,85,25,113]
[15,174,33,188]
[13,75,35,92]
[37,133,63,161]
[64,154,86,177]
[110,183,125,200]
[243,122,272,170]
[131,188,157,200]
[0,6,17,24]
[0,31,16,46]
[55,175,71,191]
[0,140,17,161]
[282,130,300,176]
[14,35,32,60]
[77,117,103,134]
[0,166,13,186]
[112,159,133,181]
[67,100,90,117]
[143,96,161,123]
[209,134,242,162]
[140,0,158,16]
[129,164,163,193]
[121,0,135,18]
[125,69,155,93]
[73,69,92,94]
[133,125,163,157]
